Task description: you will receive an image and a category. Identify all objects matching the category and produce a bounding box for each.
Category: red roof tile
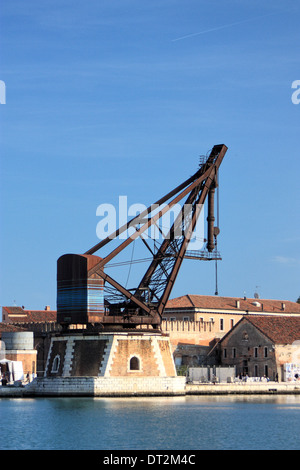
[3,307,57,323]
[244,315,300,344]
[0,323,27,337]
[166,295,300,314]
[2,307,25,314]
[21,311,57,323]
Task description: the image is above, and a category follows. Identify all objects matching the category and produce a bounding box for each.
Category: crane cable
[215,171,220,296]
[125,239,135,289]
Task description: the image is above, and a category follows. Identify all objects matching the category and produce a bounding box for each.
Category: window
[230,319,234,329]
[254,347,258,358]
[51,355,60,373]
[264,365,269,377]
[183,316,190,322]
[129,356,140,371]
[232,348,236,359]
[264,347,268,358]
[242,332,249,341]
[220,319,224,331]
[223,348,227,358]
[254,365,259,377]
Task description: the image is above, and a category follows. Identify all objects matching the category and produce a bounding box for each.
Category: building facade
[163,295,300,366]
[217,315,300,381]
[0,324,37,381]
[1,306,58,376]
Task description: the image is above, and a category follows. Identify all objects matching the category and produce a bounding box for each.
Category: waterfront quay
[185,381,300,395]
[1,380,300,398]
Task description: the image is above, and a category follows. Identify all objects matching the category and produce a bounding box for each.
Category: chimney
[236,300,240,309]
[281,303,285,311]
[45,305,51,311]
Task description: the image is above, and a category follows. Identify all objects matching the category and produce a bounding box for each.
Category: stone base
[34,329,185,396]
[24,376,186,397]
[45,330,177,379]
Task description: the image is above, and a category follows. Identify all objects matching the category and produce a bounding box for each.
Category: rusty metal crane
[57,144,228,330]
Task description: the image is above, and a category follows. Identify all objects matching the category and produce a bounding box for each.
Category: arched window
[129,356,140,371]
[51,355,60,373]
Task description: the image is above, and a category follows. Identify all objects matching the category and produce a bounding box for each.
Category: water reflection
[0,395,300,450]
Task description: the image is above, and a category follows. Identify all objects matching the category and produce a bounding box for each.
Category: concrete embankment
[185,382,300,395]
[1,381,300,397]
[0,386,24,398]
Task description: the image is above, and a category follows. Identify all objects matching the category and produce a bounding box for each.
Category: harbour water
[0,395,299,450]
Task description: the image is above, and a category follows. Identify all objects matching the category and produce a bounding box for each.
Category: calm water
[0,395,299,450]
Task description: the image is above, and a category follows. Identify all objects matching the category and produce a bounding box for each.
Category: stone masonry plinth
[25,329,186,396]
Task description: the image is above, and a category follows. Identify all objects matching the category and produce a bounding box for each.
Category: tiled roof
[165,295,300,314]
[21,311,57,322]
[0,323,27,336]
[2,307,57,323]
[2,307,25,315]
[244,315,300,344]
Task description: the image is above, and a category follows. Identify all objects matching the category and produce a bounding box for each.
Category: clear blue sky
[0,0,299,312]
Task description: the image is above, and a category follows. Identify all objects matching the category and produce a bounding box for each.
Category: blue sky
[0,0,299,312]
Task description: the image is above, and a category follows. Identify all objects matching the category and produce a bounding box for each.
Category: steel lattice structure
[80,143,228,329]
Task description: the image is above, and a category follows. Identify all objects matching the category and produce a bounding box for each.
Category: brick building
[217,315,300,381]
[164,294,300,330]
[163,295,300,366]
[2,306,57,324]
